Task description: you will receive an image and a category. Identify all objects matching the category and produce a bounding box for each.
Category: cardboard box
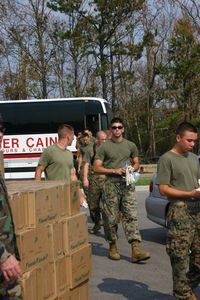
[34,181,70,218]
[51,220,65,259]
[7,180,80,220]
[7,181,63,228]
[63,212,88,254]
[21,261,56,300]
[16,225,53,272]
[25,186,59,227]
[55,256,70,294]
[50,182,70,218]
[21,266,37,300]
[79,280,89,300]
[8,191,27,232]
[57,287,79,300]
[37,261,56,300]
[70,181,80,216]
[69,244,92,289]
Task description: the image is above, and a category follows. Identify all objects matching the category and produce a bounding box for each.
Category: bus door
[84,114,101,134]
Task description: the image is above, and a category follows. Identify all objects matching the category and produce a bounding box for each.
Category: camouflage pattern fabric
[87,174,105,223]
[0,176,22,299]
[0,277,22,300]
[100,177,141,243]
[166,203,200,299]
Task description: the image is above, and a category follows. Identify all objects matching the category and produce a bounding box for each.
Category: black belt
[106,175,126,182]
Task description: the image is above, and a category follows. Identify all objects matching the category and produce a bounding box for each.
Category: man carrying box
[35,123,85,205]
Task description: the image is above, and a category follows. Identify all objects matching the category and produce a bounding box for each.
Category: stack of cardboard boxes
[7,180,92,300]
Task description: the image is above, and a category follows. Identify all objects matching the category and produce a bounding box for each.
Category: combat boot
[90,221,101,234]
[131,241,150,263]
[182,291,197,300]
[108,242,120,260]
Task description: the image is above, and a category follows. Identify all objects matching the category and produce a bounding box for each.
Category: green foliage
[156,110,183,129]
[47,0,82,13]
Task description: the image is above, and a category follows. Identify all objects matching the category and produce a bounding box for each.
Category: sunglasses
[111,126,123,130]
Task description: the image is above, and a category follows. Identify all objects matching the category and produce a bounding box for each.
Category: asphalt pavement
[84,188,200,300]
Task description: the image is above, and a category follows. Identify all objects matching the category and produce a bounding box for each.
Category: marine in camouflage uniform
[157,122,200,300]
[83,131,107,233]
[0,176,22,299]
[78,132,94,189]
[94,117,150,263]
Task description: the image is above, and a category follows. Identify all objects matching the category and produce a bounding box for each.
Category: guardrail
[140,164,157,173]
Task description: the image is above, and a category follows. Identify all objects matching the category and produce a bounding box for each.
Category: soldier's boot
[91,221,101,234]
[108,242,120,260]
[131,241,151,263]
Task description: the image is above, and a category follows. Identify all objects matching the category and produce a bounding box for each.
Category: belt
[106,175,126,182]
[173,200,200,208]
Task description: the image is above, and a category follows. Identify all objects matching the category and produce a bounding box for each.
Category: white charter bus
[0,97,112,179]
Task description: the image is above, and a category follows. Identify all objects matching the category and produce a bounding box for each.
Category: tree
[162,18,200,121]
[48,0,145,102]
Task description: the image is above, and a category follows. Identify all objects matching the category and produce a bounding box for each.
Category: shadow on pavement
[98,278,176,300]
[141,227,167,245]
[90,241,107,257]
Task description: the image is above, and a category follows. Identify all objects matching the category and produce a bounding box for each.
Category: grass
[135,176,152,186]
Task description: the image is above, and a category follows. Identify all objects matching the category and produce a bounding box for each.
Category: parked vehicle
[145,174,169,227]
[0,97,112,179]
[146,155,200,227]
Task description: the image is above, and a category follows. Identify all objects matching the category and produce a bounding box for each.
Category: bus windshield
[2,98,111,134]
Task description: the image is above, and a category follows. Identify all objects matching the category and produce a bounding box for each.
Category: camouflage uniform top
[95,139,138,169]
[157,151,200,201]
[0,176,19,263]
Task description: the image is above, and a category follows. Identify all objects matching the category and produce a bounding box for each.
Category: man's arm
[83,162,89,189]
[70,168,85,205]
[35,164,44,181]
[77,152,82,174]
[159,184,200,199]
[94,159,125,176]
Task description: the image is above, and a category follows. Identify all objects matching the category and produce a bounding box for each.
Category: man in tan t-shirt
[157,122,200,300]
[94,117,150,263]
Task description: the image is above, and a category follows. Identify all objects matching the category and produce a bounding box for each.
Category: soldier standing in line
[94,117,150,263]
[157,122,200,300]
[0,123,22,299]
[77,132,94,189]
[83,131,107,234]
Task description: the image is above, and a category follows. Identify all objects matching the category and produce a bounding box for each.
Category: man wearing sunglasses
[0,122,22,299]
[94,117,150,263]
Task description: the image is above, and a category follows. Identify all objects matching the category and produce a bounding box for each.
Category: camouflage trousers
[0,274,22,299]
[100,177,141,243]
[87,175,105,224]
[166,204,200,299]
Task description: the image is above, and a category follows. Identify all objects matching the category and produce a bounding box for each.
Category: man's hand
[191,189,200,198]
[114,167,126,176]
[0,255,22,282]
[83,178,89,189]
